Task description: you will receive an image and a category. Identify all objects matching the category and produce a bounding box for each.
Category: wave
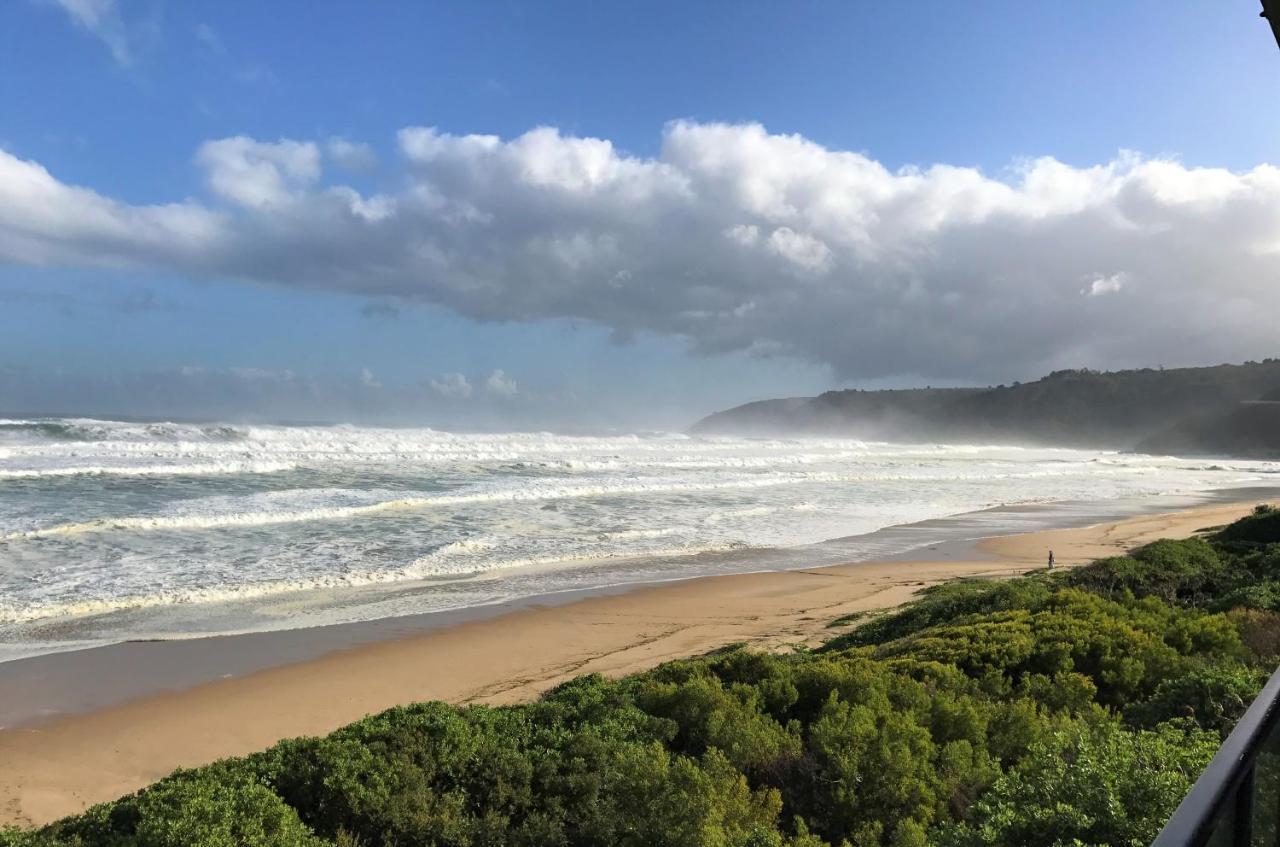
[19,418,1260,478]
[594,527,685,541]
[501,451,872,472]
[401,541,752,579]
[0,417,892,461]
[4,461,1224,542]
[0,461,296,480]
[703,502,821,522]
[0,474,841,539]
[0,540,752,625]
[0,419,247,444]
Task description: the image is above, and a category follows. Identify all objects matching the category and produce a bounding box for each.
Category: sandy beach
[0,499,1267,828]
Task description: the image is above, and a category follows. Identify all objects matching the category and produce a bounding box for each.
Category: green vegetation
[692,359,1280,457]
[6,509,1280,847]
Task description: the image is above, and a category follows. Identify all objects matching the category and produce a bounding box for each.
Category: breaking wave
[1,473,855,539]
[0,540,751,625]
[2,416,1277,648]
[0,461,295,480]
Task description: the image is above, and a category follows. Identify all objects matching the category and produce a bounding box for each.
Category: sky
[1,1,1279,430]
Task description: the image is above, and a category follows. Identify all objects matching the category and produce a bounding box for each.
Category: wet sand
[0,500,1266,828]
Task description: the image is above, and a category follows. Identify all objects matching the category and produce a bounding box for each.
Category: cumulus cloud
[3,121,1280,380]
[485,369,518,397]
[195,137,321,209]
[0,148,222,265]
[766,226,832,273]
[429,372,472,398]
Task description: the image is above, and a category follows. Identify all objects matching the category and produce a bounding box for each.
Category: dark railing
[1152,666,1280,847]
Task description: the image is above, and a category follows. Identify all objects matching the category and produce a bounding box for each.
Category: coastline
[0,497,1269,829]
[6,485,1274,714]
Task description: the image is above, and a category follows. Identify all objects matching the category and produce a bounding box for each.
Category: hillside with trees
[7,506,1280,847]
[692,360,1280,458]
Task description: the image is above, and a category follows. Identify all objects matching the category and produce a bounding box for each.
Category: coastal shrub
[803,697,941,841]
[938,718,1219,847]
[1211,579,1280,613]
[1216,504,1280,546]
[1064,538,1244,605]
[871,589,1244,708]
[14,508,1280,847]
[1228,607,1280,658]
[1016,670,1098,713]
[822,577,1054,651]
[1250,546,1280,578]
[38,766,325,847]
[599,744,784,847]
[1124,664,1266,734]
[629,676,802,773]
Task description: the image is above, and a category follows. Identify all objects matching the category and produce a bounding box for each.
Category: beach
[0,498,1266,829]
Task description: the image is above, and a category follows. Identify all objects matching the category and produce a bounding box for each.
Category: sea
[2,417,1277,663]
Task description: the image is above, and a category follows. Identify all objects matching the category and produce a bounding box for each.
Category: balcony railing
[1152,665,1280,847]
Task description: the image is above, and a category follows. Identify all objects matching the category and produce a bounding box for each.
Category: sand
[0,500,1265,828]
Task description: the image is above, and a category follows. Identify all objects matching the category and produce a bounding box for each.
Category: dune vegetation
[6,506,1280,847]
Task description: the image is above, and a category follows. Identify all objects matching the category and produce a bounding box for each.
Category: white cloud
[195,137,321,209]
[485,369,518,397]
[0,148,222,265]
[48,0,133,65]
[359,367,381,389]
[4,121,1280,380]
[1083,272,1128,297]
[429,373,472,398]
[327,138,378,172]
[765,226,832,272]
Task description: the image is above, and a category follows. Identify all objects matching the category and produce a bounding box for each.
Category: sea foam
[1,418,1277,648]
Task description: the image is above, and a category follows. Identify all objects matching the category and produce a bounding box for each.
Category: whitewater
[1,417,1277,661]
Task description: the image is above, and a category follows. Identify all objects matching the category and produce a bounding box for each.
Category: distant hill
[692,360,1280,458]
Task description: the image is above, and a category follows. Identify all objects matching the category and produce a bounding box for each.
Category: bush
[1227,607,1280,659]
[43,766,324,847]
[1210,580,1280,614]
[939,719,1219,847]
[1216,504,1280,546]
[1125,664,1266,734]
[630,675,801,774]
[823,578,1054,650]
[1065,538,1244,605]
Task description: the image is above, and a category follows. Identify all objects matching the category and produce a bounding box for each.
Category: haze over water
[2,417,1277,661]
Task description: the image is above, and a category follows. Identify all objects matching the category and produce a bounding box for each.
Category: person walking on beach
[1047,550,1055,570]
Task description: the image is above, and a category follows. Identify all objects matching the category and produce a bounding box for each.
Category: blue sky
[1,1,1279,428]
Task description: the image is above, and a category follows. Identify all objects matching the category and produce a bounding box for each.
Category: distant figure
[1047,550,1055,570]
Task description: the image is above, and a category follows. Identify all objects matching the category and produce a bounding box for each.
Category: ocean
[1,417,1276,662]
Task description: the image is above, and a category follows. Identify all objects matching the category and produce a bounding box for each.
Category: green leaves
[939,720,1219,847]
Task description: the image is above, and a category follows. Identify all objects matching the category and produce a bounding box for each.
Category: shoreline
[2,485,1272,727]
[0,497,1270,828]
